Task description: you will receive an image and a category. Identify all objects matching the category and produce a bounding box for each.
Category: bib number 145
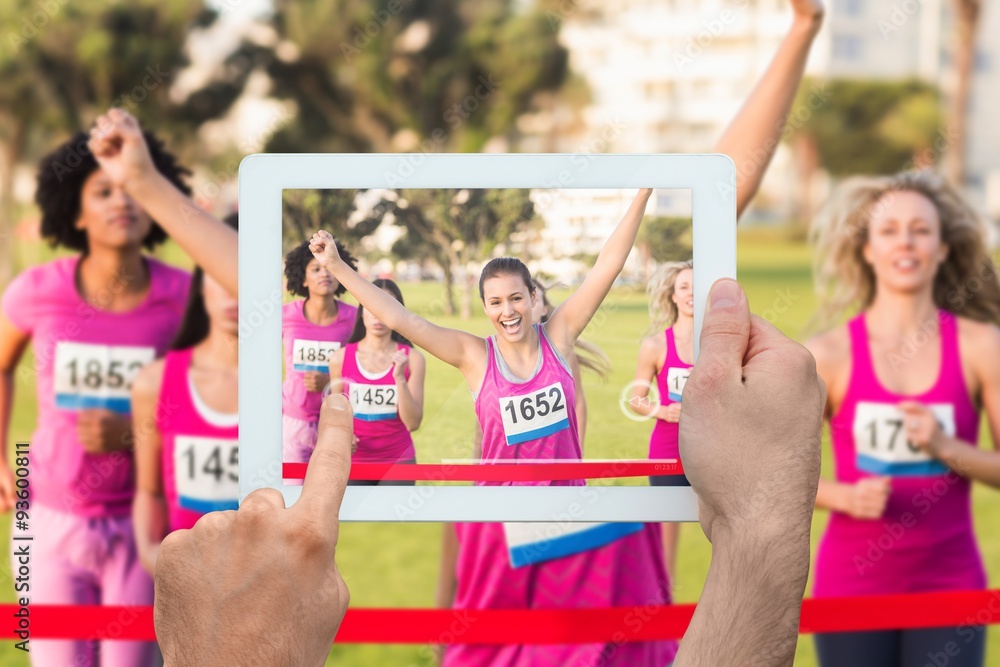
[499,382,569,446]
[174,436,239,513]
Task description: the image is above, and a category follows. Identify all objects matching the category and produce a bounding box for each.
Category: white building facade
[524,0,1000,230]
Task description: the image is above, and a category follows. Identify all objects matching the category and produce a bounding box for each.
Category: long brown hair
[810,170,1000,331]
[533,278,611,379]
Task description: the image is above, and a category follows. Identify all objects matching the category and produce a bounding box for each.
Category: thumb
[693,279,751,388]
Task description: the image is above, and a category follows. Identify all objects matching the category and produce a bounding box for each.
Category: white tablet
[238,154,735,522]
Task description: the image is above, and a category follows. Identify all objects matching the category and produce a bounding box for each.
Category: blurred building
[523,188,691,283]
[521,0,1000,230]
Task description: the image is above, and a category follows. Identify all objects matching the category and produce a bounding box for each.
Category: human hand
[679,279,825,543]
[658,403,682,423]
[790,0,824,31]
[309,231,344,272]
[154,395,353,667]
[391,349,409,382]
[898,401,949,458]
[77,409,132,454]
[87,108,158,189]
[303,371,330,393]
[840,476,891,520]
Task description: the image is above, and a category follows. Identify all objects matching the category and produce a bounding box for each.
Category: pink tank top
[446,522,678,666]
[474,324,582,486]
[0,256,190,517]
[281,299,357,422]
[813,311,986,597]
[648,327,692,460]
[341,342,415,463]
[158,348,239,532]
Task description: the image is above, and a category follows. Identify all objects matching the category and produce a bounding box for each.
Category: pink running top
[474,323,582,486]
[445,522,678,666]
[341,342,415,463]
[1,256,190,517]
[157,348,239,532]
[648,327,692,460]
[813,311,986,597]
[281,299,357,422]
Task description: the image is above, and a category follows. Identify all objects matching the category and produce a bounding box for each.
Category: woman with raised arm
[0,109,238,666]
[435,276,674,666]
[806,171,1000,667]
[281,240,359,475]
[310,188,653,486]
[132,213,240,576]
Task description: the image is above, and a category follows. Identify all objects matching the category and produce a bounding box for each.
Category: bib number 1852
[499,382,569,446]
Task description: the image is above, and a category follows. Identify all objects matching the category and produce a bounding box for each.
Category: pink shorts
[283,414,318,486]
[13,503,158,666]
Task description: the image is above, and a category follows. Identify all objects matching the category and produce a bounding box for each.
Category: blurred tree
[0,1,237,286]
[785,78,943,222]
[218,0,569,154]
[637,216,692,281]
[370,188,536,318]
[943,0,982,186]
[281,189,381,255]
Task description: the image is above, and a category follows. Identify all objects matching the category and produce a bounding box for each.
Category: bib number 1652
[499,382,569,446]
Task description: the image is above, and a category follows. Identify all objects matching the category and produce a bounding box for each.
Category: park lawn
[1,229,997,665]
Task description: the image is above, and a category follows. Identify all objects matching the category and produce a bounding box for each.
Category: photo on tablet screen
[278,187,692,489]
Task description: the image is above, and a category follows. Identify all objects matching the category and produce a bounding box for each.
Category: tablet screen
[278,187,692,489]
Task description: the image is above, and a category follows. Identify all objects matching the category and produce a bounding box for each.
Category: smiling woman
[806,170,1000,667]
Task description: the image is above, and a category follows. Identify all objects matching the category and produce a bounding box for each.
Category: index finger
[897,401,925,414]
[296,394,353,532]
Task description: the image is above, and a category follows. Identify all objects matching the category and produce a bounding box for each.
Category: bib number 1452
[174,436,239,513]
[499,382,569,446]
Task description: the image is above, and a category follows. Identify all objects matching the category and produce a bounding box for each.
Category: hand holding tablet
[154,395,353,667]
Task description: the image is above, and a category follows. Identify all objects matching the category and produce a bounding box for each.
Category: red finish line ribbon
[283,460,686,482]
[6,589,999,642]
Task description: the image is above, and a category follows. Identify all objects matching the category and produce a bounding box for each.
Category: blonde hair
[646,260,694,335]
[810,170,1000,331]
[533,278,611,380]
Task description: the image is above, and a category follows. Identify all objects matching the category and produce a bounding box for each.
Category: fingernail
[709,279,740,310]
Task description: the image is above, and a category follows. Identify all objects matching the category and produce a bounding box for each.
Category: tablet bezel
[238,153,735,521]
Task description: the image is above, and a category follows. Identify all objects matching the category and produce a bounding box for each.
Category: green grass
[3,229,999,665]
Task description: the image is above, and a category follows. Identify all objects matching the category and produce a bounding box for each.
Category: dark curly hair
[284,239,358,298]
[35,130,192,252]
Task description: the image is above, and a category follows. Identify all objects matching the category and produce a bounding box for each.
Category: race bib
[54,342,155,413]
[498,381,569,446]
[292,339,341,372]
[853,402,954,476]
[666,366,690,402]
[503,521,644,567]
[174,436,239,513]
[349,383,398,421]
